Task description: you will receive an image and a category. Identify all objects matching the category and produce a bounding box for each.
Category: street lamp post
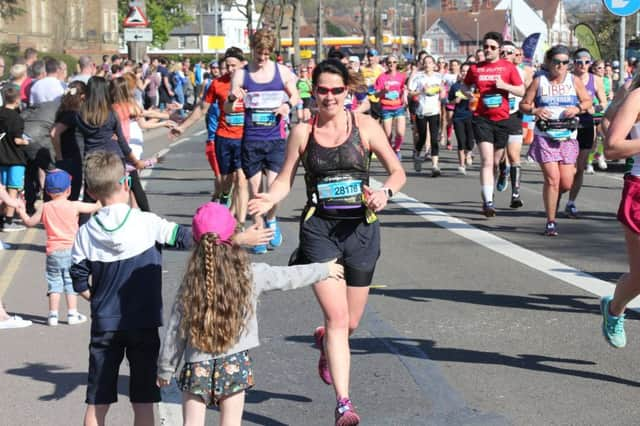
[474,17,479,50]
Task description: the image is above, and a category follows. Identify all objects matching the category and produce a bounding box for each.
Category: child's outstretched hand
[156,377,170,388]
[326,259,344,280]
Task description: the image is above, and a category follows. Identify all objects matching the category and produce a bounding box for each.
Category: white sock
[49,310,58,317]
[67,309,78,316]
[481,185,493,203]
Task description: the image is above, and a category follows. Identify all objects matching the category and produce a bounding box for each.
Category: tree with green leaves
[118,0,193,47]
[0,0,25,20]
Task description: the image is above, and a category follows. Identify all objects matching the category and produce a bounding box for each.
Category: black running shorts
[472,115,510,149]
[293,213,380,287]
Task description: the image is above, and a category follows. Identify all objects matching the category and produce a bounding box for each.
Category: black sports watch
[284,100,293,109]
[382,187,393,198]
[227,94,237,102]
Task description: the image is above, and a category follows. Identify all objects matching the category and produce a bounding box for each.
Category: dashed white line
[169,137,190,148]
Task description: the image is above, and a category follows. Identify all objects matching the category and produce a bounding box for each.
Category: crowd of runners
[1,24,640,426]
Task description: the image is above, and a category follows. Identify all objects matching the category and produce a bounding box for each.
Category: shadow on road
[370,288,601,315]
[246,389,312,404]
[285,333,640,388]
[5,362,129,400]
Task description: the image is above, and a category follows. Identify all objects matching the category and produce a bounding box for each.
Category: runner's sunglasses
[316,86,347,95]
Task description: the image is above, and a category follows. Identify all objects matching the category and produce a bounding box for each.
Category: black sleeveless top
[301,111,370,219]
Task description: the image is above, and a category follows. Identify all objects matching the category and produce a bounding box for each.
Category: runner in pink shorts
[597,72,640,349]
[519,44,592,236]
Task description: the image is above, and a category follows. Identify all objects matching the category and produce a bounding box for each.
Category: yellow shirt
[361,64,384,102]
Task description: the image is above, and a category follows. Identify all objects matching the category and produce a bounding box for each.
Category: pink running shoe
[314,326,332,385]
[335,397,360,426]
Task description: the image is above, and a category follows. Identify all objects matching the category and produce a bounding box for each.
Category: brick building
[0,0,119,56]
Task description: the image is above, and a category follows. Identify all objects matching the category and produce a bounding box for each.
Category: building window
[70,4,76,37]
[103,10,109,33]
[30,0,37,32]
[208,1,216,13]
[40,0,48,34]
[111,11,118,37]
[178,36,186,48]
[78,3,85,38]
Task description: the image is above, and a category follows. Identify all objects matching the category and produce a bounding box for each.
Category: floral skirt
[178,350,254,406]
[528,134,579,165]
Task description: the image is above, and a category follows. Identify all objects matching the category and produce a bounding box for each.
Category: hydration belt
[536,117,580,141]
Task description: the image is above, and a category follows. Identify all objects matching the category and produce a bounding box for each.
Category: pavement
[1,123,640,426]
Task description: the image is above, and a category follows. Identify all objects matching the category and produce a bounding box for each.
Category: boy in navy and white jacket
[70,150,192,425]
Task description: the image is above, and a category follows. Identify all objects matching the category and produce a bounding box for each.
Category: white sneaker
[457,166,467,175]
[0,240,10,250]
[0,316,33,329]
[597,157,608,170]
[2,222,25,232]
[48,313,59,326]
[466,154,473,167]
[67,312,87,325]
[585,164,595,174]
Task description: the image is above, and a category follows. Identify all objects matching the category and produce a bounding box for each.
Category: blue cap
[45,169,71,194]
[368,49,379,56]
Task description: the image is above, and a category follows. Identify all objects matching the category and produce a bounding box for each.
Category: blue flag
[521,33,541,64]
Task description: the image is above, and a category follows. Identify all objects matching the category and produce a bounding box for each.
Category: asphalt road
[1,123,639,426]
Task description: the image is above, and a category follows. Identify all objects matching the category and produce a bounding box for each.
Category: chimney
[471,0,480,13]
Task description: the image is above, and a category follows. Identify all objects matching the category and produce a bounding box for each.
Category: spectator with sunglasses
[461,32,525,217]
[565,48,608,218]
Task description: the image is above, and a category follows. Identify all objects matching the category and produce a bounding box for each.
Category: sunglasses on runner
[500,50,515,56]
[551,58,570,66]
[574,60,591,65]
[483,44,499,51]
[316,86,347,95]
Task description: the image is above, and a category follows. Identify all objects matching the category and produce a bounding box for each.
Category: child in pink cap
[157,202,344,426]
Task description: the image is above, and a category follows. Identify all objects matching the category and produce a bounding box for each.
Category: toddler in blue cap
[16,169,99,326]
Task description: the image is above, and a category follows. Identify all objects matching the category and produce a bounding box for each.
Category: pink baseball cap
[192,202,237,244]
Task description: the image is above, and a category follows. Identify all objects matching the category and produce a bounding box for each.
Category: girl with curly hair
[157,202,343,425]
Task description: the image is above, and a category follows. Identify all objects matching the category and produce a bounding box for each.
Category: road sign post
[124,28,153,42]
[124,1,150,63]
[602,0,640,88]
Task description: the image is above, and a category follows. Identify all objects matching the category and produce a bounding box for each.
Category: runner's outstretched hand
[248,193,275,216]
[168,125,183,140]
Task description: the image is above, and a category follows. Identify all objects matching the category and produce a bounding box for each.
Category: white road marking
[371,178,639,310]
[169,137,190,148]
[194,129,207,136]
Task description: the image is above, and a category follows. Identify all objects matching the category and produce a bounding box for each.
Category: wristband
[382,187,393,198]
[285,101,293,109]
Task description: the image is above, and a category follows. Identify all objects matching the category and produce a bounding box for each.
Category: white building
[144,1,257,55]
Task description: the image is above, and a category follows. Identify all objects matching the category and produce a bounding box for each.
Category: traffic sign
[602,0,640,17]
[124,28,153,42]
[123,6,149,27]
